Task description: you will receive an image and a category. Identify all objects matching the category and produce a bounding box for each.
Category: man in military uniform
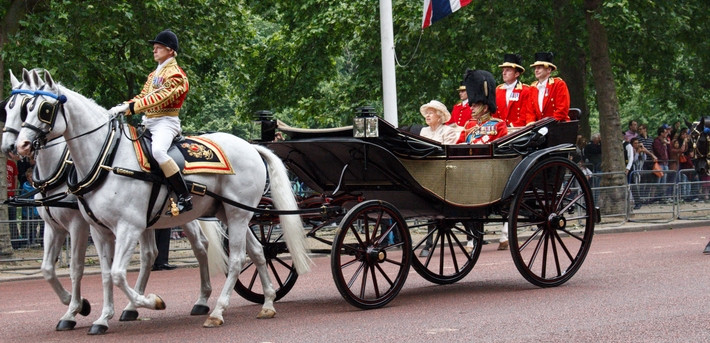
[446,83,471,128]
[109,29,192,215]
[495,53,531,127]
[526,51,570,124]
[457,69,508,144]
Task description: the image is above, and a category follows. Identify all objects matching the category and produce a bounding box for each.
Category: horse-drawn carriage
[5,69,597,333]
[236,111,598,309]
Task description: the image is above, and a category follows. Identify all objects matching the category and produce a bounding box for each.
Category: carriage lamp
[353,106,379,138]
[253,110,277,142]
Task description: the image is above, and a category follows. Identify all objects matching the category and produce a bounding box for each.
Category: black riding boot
[165,172,193,216]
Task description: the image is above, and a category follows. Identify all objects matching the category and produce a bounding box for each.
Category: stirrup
[166,196,192,216]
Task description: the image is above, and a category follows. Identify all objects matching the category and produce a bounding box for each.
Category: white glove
[108,103,130,115]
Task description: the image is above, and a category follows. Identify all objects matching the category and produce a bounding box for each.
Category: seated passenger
[419,100,459,145]
[457,69,508,144]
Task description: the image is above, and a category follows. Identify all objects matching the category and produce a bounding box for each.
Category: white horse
[3,69,229,334]
[15,70,311,330]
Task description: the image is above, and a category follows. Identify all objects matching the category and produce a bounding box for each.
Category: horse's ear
[685,119,694,131]
[9,69,20,88]
[22,68,32,85]
[44,69,55,87]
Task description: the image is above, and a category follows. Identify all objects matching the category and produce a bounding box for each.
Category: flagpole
[380,0,398,127]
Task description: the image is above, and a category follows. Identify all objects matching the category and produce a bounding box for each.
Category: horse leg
[182,220,212,315]
[40,224,77,330]
[204,216,249,328]
[111,227,165,311]
[120,230,157,321]
[244,228,276,319]
[88,227,116,335]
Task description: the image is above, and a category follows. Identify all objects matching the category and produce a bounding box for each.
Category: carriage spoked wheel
[331,200,411,309]
[509,156,595,287]
[234,208,298,303]
[411,220,483,284]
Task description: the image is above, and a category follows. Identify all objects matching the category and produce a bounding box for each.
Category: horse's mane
[53,82,110,119]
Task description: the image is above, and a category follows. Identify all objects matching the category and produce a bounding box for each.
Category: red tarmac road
[1,226,709,342]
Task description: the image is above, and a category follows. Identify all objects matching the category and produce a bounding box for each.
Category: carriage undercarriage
[236,116,597,309]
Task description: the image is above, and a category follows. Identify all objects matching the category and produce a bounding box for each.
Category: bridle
[1,88,35,135]
[21,87,112,151]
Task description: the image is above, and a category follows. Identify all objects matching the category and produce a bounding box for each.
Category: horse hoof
[203,316,223,328]
[79,298,92,316]
[119,310,139,321]
[257,308,276,319]
[190,304,210,316]
[153,294,166,310]
[56,320,76,331]
[87,324,108,335]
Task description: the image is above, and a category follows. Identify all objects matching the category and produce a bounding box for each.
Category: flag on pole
[421,0,472,29]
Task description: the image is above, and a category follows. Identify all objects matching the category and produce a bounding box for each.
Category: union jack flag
[421,0,472,29]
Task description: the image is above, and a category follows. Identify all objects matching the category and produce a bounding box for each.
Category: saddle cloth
[129,126,234,175]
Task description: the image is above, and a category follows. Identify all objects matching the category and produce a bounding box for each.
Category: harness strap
[107,165,340,217]
[199,185,341,216]
[75,195,110,230]
[67,119,121,195]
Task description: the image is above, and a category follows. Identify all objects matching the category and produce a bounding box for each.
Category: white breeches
[143,116,181,165]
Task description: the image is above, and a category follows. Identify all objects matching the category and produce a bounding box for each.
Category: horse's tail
[252,144,312,275]
[198,219,228,276]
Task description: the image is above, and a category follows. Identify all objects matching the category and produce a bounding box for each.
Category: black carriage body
[265,116,577,220]
[244,115,595,309]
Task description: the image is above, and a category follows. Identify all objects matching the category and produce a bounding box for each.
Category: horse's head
[687,117,710,176]
[16,69,67,157]
[2,68,43,158]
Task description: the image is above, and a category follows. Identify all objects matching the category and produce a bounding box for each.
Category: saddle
[129,126,234,176]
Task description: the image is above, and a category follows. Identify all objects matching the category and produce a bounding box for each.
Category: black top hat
[530,52,556,70]
[149,29,179,53]
[498,53,525,73]
[463,69,497,113]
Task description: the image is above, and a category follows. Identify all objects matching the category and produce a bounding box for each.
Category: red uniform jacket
[456,117,508,144]
[494,81,531,127]
[527,77,570,124]
[446,101,471,127]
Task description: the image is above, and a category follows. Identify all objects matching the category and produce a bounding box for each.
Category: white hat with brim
[420,100,451,123]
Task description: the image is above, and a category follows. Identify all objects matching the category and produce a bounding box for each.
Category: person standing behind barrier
[624,120,639,142]
[7,158,19,249]
[673,129,693,199]
[526,52,570,124]
[495,53,531,127]
[585,133,602,173]
[21,168,42,247]
[629,137,656,209]
[652,125,671,202]
[669,129,687,186]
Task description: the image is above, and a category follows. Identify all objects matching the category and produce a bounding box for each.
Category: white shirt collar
[155,57,174,74]
[537,78,549,89]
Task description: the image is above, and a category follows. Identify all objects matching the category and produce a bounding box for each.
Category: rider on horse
[109,29,192,215]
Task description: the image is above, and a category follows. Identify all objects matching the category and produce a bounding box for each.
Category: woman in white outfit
[419,100,459,145]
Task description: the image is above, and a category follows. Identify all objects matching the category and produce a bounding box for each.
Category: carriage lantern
[254,110,277,142]
[353,106,379,138]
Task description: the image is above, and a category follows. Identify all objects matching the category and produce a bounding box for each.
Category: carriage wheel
[411,221,482,284]
[509,156,594,287]
[234,220,298,304]
[331,200,411,309]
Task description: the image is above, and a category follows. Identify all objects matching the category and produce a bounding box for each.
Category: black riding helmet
[149,29,179,53]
